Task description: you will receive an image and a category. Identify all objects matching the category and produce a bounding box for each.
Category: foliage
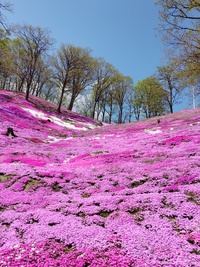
[113,74,134,123]
[0,28,12,84]
[156,63,186,113]
[133,76,167,118]
[50,44,94,113]
[155,0,200,88]
[89,57,118,120]
[11,24,54,100]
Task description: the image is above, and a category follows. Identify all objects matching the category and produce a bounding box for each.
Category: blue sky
[6,0,192,111]
[6,0,164,82]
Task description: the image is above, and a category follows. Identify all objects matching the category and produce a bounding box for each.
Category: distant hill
[0,90,200,266]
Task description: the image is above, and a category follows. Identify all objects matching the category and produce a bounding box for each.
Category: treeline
[0,0,199,123]
[0,25,134,123]
[155,0,200,107]
[0,25,163,123]
[0,24,182,123]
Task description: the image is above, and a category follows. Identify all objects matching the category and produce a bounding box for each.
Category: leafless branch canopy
[0,1,13,30]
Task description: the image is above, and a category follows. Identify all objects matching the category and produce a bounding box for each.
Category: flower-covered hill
[0,90,100,139]
[0,90,200,266]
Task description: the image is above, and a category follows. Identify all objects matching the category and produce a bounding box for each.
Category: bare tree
[101,85,117,123]
[30,57,53,97]
[124,88,135,122]
[0,28,13,89]
[11,24,54,100]
[51,44,94,113]
[91,58,117,119]
[0,1,13,30]
[113,74,133,124]
[156,0,200,87]
[157,63,185,113]
[67,51,95,111]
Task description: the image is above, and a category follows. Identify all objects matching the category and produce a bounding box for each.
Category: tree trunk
[68,94,76,111]
[167,76,174,113]
[169,101,173,113]
[92,101,97,119]
[2,77,6,90]
[118,105,123,124]
[57,91,64,113]
[108,103,113,123]
[26,87,30,101]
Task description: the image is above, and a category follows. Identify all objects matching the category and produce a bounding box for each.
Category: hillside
[0,90,200,266]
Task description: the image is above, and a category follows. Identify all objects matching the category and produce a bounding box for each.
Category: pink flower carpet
[0,91,200,266]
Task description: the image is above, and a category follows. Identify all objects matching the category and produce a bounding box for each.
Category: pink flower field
[0,90,200,266]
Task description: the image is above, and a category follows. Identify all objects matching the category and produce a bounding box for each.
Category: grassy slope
[0,90,200,266]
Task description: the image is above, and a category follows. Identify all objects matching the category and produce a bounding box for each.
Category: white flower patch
[22,108,96,130]
[47,136,73,143]
[13,244,20,249]
[189,121,200,126]
[22,108,47,120]
[94,136,101,140]
[64,155,75,163]
[94,134,115,140]
[49,115,79,129]
[144,128,162,134]
[73,120,98,130]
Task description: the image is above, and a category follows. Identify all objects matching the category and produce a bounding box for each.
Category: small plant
[92,150,104,154]
[187,238,195,245]
[0,206,6,212]
[190,249,200,255]
[0,173,12,182]
[97,210,113,218]
[186,192,199,205]
[88,181,95,186]
[163,173,169,179]
[128,208,144,225]
[2,222,11,228]
[77,212,86,218]
[160,214,177,221]
[92,150,109,155]
[52,182,62,192]
[30,137,44,143]
[129,179,148,188]
[161,196,175,208]
[82,193,91,198]
[24,178,40,190]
